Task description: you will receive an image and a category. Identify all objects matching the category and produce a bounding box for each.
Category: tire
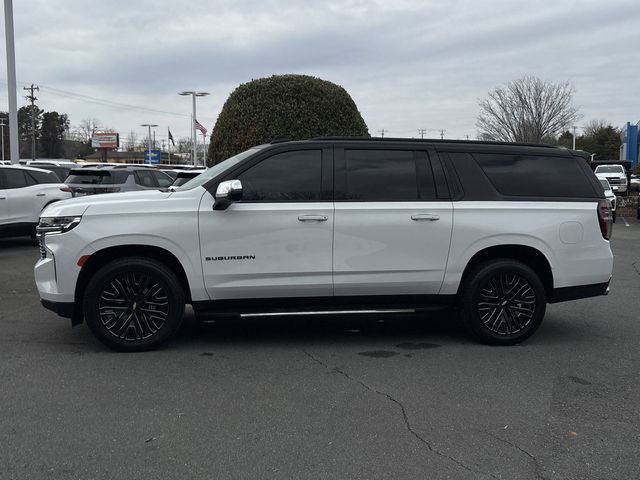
[83,257,185,351]
[459,259,546,346]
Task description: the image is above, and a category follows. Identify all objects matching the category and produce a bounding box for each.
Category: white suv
[1,165,73,237]
[35,139,613,351]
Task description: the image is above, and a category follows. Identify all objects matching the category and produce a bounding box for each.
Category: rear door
[2,169,44,224]
[199,147,334,299]
[333,147,453,296]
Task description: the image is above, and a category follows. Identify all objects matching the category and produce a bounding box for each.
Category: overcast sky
[1,0,639,147]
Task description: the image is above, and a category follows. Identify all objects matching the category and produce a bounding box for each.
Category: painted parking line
[623,217,630,227]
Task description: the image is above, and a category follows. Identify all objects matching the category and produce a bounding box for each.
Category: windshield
[596,166,623,173]
[599,179,610,190]
[176,147,264,191]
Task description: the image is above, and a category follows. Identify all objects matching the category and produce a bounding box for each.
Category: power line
[0,80,216,122]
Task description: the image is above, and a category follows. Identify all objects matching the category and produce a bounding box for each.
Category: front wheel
[459,260,546,345]
[83,257,185,351]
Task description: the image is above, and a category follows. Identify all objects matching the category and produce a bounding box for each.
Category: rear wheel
[83,257,185,351]
[459,260,546,345]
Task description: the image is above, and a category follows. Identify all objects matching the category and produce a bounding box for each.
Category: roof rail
[308,136,558,149]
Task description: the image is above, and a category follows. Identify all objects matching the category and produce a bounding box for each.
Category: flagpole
[168,127,171,164]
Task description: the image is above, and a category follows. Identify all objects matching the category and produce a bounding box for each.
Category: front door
[199,148,334,300]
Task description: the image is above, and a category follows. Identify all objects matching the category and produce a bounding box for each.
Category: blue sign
[144,149,161,164]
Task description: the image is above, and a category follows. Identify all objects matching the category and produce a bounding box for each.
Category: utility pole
[0,119,6,162]
[23,84,39,161]
[572,126,577,150]
[379,128,386,138]
[418,128,427,139]
[4,0,19,164]
[439,129,446,140]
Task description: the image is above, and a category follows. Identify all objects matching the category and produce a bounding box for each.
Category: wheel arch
[457,244,553,301]
[72,244,192,325]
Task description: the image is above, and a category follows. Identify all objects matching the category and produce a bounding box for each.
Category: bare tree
[582,119,609,137]
[476,76,580,143]
[124,130,138,151]
[74,118,102,144]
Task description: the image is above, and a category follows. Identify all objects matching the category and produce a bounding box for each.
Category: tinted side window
[238,150,322,201]
[343,149,432,201]
[27,170,59,184]
[474,154,596,198]
[152,171,173,188]
[3,169,29,189]
[135,170,158,187]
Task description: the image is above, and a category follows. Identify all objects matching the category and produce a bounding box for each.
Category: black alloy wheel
[476,272,536,336]
[98,272,170,341]
[84,257,185,351]
[459,259,546,345]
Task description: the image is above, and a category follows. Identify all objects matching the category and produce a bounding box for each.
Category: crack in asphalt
[302,350,500,480]
[632,262,640,276]
[473,429,551,480]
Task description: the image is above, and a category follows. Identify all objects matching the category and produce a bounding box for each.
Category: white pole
[4,0,20,164]
[1,120,5,161]
[202,131,205,166]
[572,126,577,150]
[192,94,197,166]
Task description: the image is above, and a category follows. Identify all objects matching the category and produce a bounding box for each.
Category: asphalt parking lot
[1,220,639,480]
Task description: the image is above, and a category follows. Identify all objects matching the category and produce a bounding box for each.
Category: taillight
[597,199,613,240]
[60,186,73,193]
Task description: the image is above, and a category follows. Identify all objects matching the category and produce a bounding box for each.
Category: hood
[41,189,174,218]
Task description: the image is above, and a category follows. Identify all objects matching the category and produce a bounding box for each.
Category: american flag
[194,119,207,135]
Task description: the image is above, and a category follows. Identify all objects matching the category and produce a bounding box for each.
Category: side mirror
[213,179,242,210]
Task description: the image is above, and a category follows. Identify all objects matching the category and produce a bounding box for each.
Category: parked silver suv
[64,165,173,195]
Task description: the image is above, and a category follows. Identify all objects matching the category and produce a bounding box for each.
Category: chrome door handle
[298,214,328,222]
[36,193,46,197]
[411,214,440,221]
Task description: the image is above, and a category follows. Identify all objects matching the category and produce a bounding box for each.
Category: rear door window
[26,170,59,184]
[340,149,435,201]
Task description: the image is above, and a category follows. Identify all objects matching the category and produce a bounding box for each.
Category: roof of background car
[0,164,60,174]
[69,164,156,171]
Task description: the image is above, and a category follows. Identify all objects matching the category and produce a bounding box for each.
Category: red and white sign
[91,133,119,149]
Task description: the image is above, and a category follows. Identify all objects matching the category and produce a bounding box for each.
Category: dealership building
[620,122,639,167]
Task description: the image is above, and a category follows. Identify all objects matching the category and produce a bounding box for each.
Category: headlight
[37,216,82,235]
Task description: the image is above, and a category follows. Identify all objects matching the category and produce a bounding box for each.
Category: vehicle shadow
[0,236,38,249]
[171,309,472,349]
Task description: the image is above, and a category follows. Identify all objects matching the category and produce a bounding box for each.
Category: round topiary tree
[207,74,369,165]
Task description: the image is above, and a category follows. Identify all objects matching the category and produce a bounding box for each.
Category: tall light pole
[4,0,20,164]
[140,124,157,164]
[179,91,209,166]
[0,119,6,162]
[572,126,577,150]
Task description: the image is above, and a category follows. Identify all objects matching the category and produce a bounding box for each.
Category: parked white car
[35,139,613,351]
[0,165,73,237]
